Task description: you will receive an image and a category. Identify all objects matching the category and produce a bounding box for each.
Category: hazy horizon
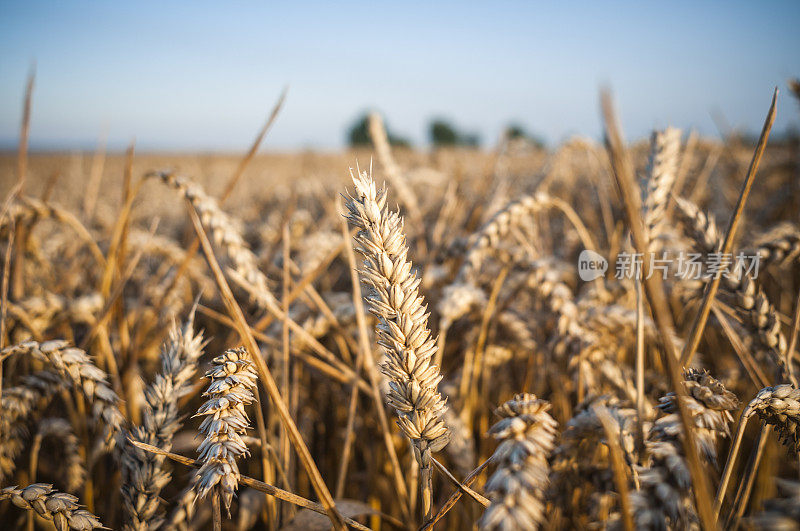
[1,1,799,151]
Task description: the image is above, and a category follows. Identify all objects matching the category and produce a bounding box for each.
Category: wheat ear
[752,224,800,268]
[748,478,800,528]
[642,128,681,251]
[193,346,258,513]
[0,371,62,481]
[675,197,795,384]
[344,167,450,519]
[0,340,125,451]
[478,393,557,530]
[631,369,737,528]
[747,384,800,452]
[122,313,205,530]
[32,418,85,493]
[0,483,103,530]
[150,170,278,308]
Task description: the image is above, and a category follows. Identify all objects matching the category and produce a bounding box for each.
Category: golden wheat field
[1,86,800,531]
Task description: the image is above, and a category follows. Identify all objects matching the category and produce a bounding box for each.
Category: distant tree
[504,123,545,148]
[505,124,527,140]
[429,119,481,147]
[348,115,371,146]
[347,112,411,148]
[430,120,459,146]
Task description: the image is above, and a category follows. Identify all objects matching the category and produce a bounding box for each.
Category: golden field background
[1,100,800,530]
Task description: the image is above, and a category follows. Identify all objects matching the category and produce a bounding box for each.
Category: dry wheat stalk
[344,168,449,516]
[479,393,557,530]
[0,483,103,530]
[122,314,205,530]
[193,346,258,513]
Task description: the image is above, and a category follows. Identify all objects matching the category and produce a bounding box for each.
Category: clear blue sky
[1,1,799,151]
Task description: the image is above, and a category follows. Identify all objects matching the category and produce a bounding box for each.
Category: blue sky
[1,1,799,150]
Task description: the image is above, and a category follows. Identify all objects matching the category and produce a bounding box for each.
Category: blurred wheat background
[1,2,800,530]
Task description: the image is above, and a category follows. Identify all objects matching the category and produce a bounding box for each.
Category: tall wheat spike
[642,128,681,251]
[122,313,205,530]
[344,167,450,517]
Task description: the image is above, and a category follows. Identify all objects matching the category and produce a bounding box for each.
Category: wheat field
[1,86,800,530]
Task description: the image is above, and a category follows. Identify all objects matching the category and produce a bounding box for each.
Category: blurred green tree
[505,123,545,148]
[429,119,480,147]
[429,120,459,146]
[347,113,410,148]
